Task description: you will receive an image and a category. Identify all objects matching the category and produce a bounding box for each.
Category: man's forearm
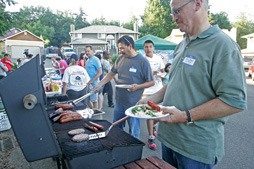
[190,98,243,121]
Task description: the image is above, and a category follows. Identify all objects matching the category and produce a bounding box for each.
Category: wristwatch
[185,110,193,125]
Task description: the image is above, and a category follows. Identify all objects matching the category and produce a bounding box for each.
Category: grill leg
[55,157,68,169]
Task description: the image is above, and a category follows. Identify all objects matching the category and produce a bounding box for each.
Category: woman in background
[162,63,171,86]
[78,53,86,67]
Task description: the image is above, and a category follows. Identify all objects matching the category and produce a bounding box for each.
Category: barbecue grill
[0,56,144,169]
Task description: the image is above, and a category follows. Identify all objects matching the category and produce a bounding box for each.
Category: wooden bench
[114,156,176,169]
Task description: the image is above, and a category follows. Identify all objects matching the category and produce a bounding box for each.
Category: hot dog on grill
[84,123,99,132]
[49,109,71,119]
[88,121,104,130]
[54,103,74,110]
[51,110,76,122]
[59,113,83,123]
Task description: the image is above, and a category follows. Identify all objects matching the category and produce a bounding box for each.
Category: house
[69,24,139,55]
[165,27,237,44]
[241,33,254,58]
[0,28,44,59]
[165,29,185,44]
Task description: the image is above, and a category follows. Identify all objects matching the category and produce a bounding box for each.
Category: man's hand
[159,106,187,124]
[127,84,139,92]
[93,84,102,93]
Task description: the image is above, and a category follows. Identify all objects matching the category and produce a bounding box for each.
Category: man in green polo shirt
[138,0,247,168]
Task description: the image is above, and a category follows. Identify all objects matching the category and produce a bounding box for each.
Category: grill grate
[52,120,144,159]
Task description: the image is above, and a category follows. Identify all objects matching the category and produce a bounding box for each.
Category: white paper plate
[125,104,169,119]
[115,84,131,88]
[77,108,94,119]
[157,72,166,77]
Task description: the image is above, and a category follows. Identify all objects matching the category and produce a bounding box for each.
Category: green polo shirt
[158,25,247,164]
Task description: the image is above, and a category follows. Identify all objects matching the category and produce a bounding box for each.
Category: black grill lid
[0,56,62,162]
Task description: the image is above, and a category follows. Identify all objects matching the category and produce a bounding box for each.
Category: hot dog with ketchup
[147,101,161,111]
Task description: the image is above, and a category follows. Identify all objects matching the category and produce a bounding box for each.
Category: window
[98,33,106,39]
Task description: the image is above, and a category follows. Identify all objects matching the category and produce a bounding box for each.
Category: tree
[29,20,55,46]
[0,0,16,35]
[90,16,120,26]
[74,8,90,30]
[234,13,254,49]
[91,16,107,25]
[141,0,177,38]
[10,6,76,47]
[0,0,17,8]
[108,20,120,26]
[209,12,232,30]
[122,16,138,30]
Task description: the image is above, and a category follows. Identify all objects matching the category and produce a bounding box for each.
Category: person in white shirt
[0,62,8,79]
[143,40,165,150]
[20,54,33,66]
[101,50,114,108]
[62,54,90,106]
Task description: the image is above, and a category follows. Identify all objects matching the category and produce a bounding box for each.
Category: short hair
[56,57,61,61]
[85,45,93,50]
[103,50,109,56]
[27,54,33,58]
[95,53,102,60]
[143,40,154,46]
[117,35,134,47]
[4,53,9,57]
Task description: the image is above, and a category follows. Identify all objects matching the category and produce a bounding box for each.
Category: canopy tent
[134,34,177,50]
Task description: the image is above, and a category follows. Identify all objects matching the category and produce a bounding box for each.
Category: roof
[70,38,108,45]
[134,34,177,50]
[0,28,43,41]
[70,25,138,34]
[170,29,185,36]
[241,48,254,54]
[242,33,254,39]
[0,28,22,40]
[164,29,185,44]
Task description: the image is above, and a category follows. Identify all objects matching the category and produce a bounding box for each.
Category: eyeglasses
[171,0,193,16]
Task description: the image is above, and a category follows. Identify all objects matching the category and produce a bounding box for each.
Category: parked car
[45,46,59,59]
[243,57,253,70]
[248,58,254,81]
[61,47,75,58]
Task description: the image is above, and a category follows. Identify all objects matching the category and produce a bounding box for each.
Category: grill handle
[105,116,130,136]
[112,115,130,126]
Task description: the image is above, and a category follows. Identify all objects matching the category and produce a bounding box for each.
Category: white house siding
[5,40,44,59]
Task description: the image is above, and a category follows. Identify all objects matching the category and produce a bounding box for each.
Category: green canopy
[134,34,177,50]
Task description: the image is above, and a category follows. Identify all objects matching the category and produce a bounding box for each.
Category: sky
[5,0,254,23]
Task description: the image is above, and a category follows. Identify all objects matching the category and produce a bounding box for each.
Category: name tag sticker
[183,55,196,66]
[129,67,137,73]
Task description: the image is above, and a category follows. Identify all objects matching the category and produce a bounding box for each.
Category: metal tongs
[52,91,94,106]
[72,91,94,105]
[88,115,130,140]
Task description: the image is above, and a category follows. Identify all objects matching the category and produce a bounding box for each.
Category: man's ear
[195,0,202,11]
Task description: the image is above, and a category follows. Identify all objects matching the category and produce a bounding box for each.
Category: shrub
[110,54,118,64]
